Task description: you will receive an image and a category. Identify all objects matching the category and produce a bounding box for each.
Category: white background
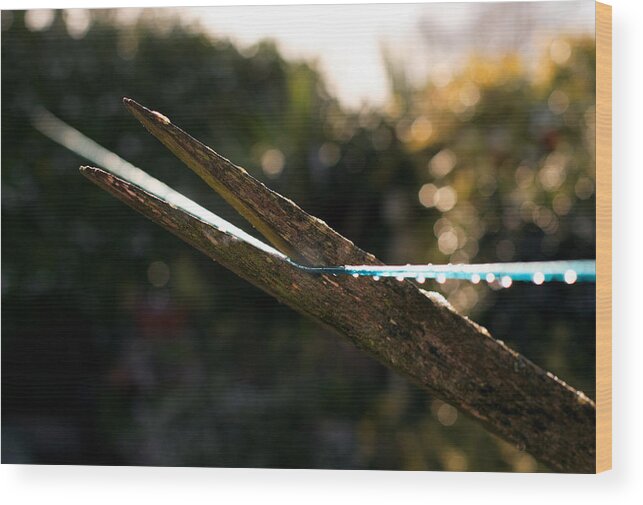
[1,0,641,503]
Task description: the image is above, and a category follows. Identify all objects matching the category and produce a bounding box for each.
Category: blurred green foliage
[2,9,595,471]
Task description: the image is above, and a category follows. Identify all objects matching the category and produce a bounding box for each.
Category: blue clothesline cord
[297,259,596,284]
[35,107,596,286]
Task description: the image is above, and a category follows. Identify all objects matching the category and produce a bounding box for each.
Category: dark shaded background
[2,8,595,471]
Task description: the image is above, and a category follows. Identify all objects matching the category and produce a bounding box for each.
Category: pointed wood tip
[122,97,142,115]
[122,97,172,127]
[79,165,111,184]
[79,164,97,175]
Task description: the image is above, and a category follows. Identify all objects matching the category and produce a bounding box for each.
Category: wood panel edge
[595,0,612,474]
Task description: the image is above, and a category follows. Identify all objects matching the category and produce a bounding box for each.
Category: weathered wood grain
[79,98,597,472]
[596,1,612,473]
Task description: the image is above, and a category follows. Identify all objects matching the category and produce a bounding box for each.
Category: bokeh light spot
[539,155,567,191]
[435,186,458,212]
[459,81,480,107]
[438,229,458,255]
[147,261,171,288]
[64,9,92,40]
[550,39,572,65]
[429,149,457,178]
[411,116,433,144]
[575,177,595,199]
[515,165,535,189]
[418,183,438,208]
[318,142,341,167]
[548,89,569,114]
[564,269,578,284]
[437,403,458,426]
[261,148,285,178]
[553,193,572,215]
[25,9,55,32]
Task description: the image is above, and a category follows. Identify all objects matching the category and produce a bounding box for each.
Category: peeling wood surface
[80,99,596,472]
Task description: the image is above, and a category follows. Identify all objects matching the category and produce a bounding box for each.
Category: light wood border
[596,1,612,473]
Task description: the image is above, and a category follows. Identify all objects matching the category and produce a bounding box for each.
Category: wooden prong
[122,97,379,267]
[80,160,596,472]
